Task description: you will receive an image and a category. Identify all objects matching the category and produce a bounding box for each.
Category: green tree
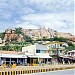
[65,46,75,52]
[67,41,74,47]
[36,37,68,42]
[15,27,22,35]
[23,35,33,42]
[0,32,5,39]
[2,45,10,51]
[15,45,22,52]
[53,37,68,42]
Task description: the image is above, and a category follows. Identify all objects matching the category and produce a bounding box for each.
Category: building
[43,41,67,64]
[67,50,75,61]
[22,43,52,65]
[60,50,75,64]
[44,41,65,56]
[0,43,52,66]
[0,51,27,66]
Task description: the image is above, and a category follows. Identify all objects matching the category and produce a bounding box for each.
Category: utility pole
[57,48,58,56]
[56,48,59,64]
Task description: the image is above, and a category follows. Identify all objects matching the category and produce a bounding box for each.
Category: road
[24,69,75,75]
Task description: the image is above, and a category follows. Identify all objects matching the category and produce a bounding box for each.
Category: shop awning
[28,55,38,58]
[39,56,52,58]
[60,55,74,59]
[28,55,52,58]
[0,54,27,58]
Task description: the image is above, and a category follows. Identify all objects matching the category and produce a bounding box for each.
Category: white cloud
[0,0,74,35]
[17,12,74,35]
[27,0,74,12]
[17,22,40,29]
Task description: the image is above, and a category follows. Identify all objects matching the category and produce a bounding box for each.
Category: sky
[0,0,74,35]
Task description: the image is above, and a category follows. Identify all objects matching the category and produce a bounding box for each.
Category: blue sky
[0,0,74,35]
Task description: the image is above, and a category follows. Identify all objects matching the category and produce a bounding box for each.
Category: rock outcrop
[22,27,74,41]
[4,29,24,42]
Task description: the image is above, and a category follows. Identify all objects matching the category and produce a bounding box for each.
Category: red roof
[0,51,22,54]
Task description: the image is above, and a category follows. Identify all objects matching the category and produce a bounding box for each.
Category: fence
[0,65,75,75]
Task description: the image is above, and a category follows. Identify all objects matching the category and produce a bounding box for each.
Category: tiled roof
[0,51,22,54]
[0,54,27,58]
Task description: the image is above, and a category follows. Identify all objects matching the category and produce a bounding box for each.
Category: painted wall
[22,45,36,55]
[22,44,49,56]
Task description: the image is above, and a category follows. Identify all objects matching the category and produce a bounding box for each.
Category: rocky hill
[0,27,74,51]
[0,27,75,43]
[22,27,75,41]
[4,29,24,42]
[22,27,57,40]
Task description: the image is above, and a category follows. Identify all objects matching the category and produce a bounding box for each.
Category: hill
[22,27,75,42]
[0,27,75,51]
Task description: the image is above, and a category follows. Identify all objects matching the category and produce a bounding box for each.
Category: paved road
[24,69,75,75]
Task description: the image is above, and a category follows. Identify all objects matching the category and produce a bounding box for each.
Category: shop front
[27,55,52,66]
[0,54,27,67]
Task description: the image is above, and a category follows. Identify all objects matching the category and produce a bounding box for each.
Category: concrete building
[67,50,75,61]
[22,43,52,65]
[44,41,65,56]
[0,51,27,66]
[43,41,66,64]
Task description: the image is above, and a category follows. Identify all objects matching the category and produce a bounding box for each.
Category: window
[36,50,48,53]
[49,46,50,48]
[40,50,43,53]
[68,53,70,55]
[55,44,56,48]
[60,50,62,53]
[26,51,28,53]
[36,50,40,53]
[71,52,74,56]
[60,44,62,46]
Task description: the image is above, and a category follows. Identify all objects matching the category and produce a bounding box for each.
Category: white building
[67,50,75,60]
[22,43,52,65]
[43,41,65,56]
[0,51,27,66]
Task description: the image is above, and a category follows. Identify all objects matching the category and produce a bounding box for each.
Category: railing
[0,64,75,75]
